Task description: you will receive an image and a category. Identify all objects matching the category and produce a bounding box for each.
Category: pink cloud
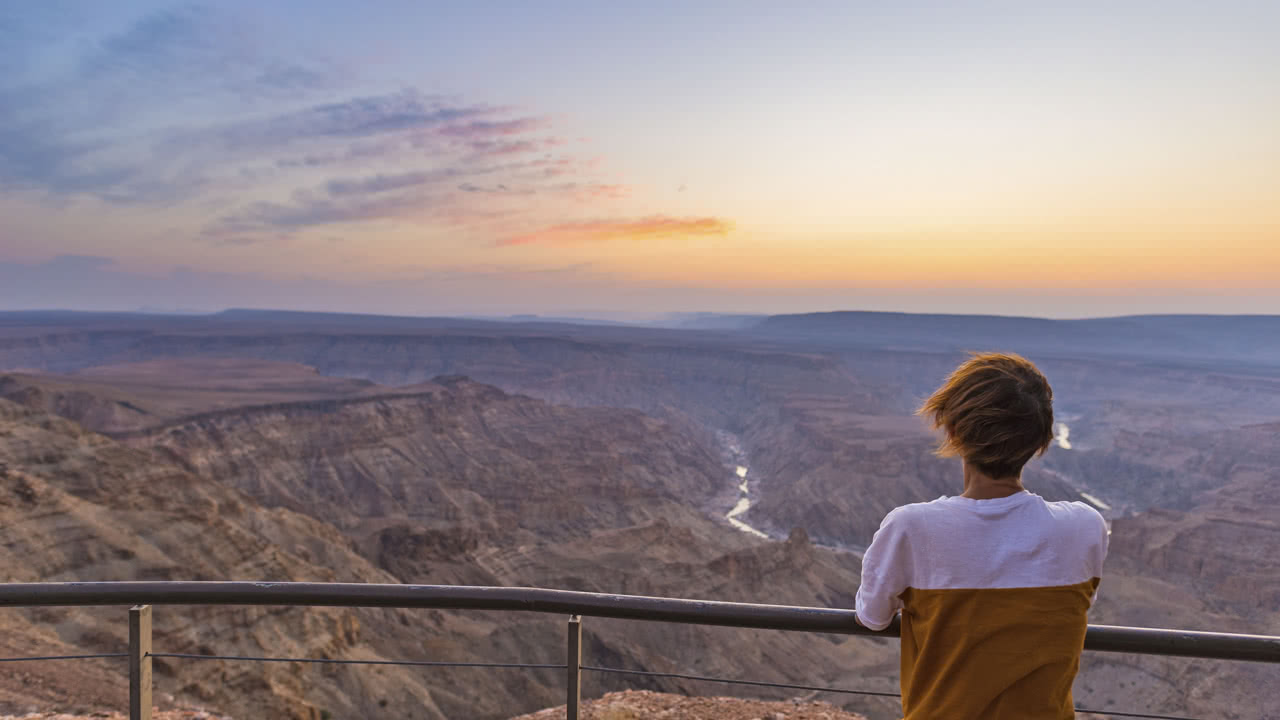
[500,216,734,247]
[467,139,541,156]
[576,184,630,200]
[464,136,567,157]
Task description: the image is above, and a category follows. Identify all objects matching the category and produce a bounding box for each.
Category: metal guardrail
[1,581,1277,720]
[5,581,1278,661]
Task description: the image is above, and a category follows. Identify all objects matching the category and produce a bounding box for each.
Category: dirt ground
[511,690,868,720]
[0,713,231,720]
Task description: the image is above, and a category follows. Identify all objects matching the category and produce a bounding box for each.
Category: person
[855,352,1109,720]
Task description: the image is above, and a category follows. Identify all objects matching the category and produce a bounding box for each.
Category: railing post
[567,614,582,720]
[129,605,152,720]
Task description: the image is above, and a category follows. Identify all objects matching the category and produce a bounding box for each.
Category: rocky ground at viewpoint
[0,712,230,720]
[511,690,868,720]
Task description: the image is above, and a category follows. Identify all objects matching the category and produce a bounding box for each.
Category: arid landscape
[5,0,1278,716]
[0,309,1277,719]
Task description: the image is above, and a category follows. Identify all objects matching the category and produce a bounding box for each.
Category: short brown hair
[918,352,1054,479]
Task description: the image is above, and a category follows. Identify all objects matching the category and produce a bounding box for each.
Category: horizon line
[3,306,1280,325]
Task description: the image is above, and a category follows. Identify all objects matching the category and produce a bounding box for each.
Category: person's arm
[855,507,913,631]
[1087,506,1110,603]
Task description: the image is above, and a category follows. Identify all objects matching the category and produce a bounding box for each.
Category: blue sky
[2,1,1277,317]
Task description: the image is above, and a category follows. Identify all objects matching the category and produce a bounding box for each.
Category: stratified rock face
[1070,422,1280,720]
[0,397,399,720]
[0,375,152,434]
[0,359,382,433]
[511,690,868,720]
[1105,422,1280,617]
[98,378,901,717]
[0,326,883,433]
[0,388,895,720]
[114,377,728,545]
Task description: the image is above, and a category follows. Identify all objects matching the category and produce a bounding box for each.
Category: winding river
[715,431,772,539]
[725,464,770,539]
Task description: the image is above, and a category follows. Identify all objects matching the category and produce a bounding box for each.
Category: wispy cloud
[209,90,499,153]
[205,153,590,237]
[3,60,583,215]
[439,117,548,138]
[501,216,734,246]
[457,182,534,195]
[325,171,436,197]
[572,184,631,201]
[2,4,728,254]
[210,188,437,235]
[0,4,342,201]
[272,140,407,170]
[464,139,544,157]
[3,5,338,127]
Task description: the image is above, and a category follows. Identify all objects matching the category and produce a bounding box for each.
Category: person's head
[918,352,1054,480]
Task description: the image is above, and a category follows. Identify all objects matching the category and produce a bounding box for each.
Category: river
[716,431,772,539]
[725,464,769,539]
[1046,420,1114,512]
[714,431,866,555]
[1054,422,1072,449]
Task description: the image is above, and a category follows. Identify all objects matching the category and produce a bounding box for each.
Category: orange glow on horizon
[560,225,1280,294]
[500,216,735,247]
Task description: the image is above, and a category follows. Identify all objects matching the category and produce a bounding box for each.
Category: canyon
[1,309,1277,719]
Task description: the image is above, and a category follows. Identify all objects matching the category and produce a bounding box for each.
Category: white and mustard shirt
[855,491,1109,720]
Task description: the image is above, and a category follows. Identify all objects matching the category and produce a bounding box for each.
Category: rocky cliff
[0,397,401,719]
[1070,421,1280,719]
[0,387,897,720]
[112,377,727,545]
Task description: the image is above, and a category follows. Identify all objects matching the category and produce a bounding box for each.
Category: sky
[1,1,1278,319]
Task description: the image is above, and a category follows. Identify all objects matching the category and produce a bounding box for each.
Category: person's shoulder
[880,496,952,526]
[1042,497,1108,536]
[1043,497,1105,521]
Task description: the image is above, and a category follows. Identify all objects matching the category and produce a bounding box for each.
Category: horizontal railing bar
[1,582,1277,663]
[1076,711,1201,720]
[148,652,564,670]
[0,581,888,633]
[1081,623,1280,663]
[0,652,128,662]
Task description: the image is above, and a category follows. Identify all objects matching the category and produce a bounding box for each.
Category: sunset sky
[2,1,1277,318]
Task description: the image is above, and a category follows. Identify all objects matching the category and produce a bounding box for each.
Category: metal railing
[1,581,1277,720]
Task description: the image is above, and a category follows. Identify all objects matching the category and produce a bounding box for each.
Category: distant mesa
[751,310,1280,364]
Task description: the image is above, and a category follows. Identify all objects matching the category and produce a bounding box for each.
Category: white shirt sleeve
[855,507,913,631]
[1087,505,1110,603]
